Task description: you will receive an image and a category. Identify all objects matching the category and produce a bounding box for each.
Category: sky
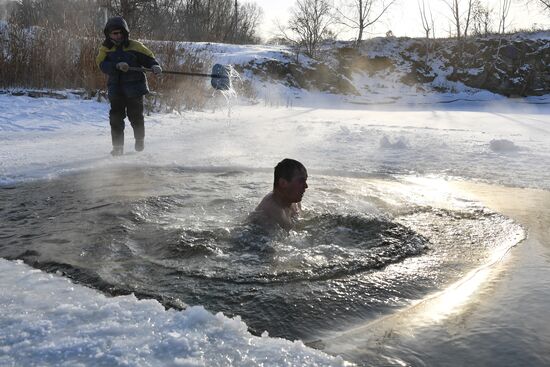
[253,0,550,41]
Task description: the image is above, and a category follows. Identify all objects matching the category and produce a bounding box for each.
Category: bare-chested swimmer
[249,158,308,230]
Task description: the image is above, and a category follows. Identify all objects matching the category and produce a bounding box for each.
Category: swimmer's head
[274,158,308,203]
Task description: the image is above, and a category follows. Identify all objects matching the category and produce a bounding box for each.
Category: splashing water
[215,65,241,118]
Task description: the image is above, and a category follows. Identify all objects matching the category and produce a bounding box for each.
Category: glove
[116,62,129,72]
[152,65,162,75]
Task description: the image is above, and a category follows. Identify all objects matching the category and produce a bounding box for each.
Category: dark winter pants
[109,95,144,147]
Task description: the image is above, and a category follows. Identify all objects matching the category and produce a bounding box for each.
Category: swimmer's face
[283,168,308,203]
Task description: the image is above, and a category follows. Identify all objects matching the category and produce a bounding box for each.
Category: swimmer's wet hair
[274,158,306,187]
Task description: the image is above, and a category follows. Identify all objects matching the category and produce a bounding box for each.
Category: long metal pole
[127,66,226,79]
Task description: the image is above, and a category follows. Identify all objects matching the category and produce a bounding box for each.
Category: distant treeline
[2,0,262,44]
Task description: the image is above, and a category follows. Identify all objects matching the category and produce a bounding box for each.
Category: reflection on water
[0,165,524,344]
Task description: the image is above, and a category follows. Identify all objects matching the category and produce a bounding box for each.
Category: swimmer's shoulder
[255,192,276,211]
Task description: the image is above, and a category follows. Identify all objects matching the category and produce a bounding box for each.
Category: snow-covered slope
[151,32,550,102]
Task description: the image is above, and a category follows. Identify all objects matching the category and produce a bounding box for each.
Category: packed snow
[0,259,348,366]
[2,90,549,189]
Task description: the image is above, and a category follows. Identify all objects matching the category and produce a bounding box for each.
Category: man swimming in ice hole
[249,159,308,231]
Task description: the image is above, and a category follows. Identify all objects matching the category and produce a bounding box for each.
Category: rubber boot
[135,139,144,152]
[111,129,124,153]
[111,145,124,156]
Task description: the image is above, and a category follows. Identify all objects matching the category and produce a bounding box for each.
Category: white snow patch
[0,259,349,367]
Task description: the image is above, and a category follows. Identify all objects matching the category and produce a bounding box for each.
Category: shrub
[0,23,223,111]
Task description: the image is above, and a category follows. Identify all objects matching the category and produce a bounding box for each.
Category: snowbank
[0,259,349,367]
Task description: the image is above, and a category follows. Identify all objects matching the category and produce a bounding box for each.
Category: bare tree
[234,2,262,43]
[11,0,99,30]
[10,0,37,27]
[233,0,238,37]
[464,0,473,37]
[175,0,261,43]
[8,0,261,44]
[529,0,550,11]
[442,0,474,39]
[418,0,434,39]
[336,0,395,44]
[471,0,492,36]
[98,0,151,33]
[497,0,512,34]
[443,0,461,38]
[279,0,335,59]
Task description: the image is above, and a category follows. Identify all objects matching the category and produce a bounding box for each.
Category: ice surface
[0,259,348,367]
[2,92,549,188]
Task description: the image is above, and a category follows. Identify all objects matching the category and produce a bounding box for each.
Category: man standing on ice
[96,16,162,156]
[249,159,308,230]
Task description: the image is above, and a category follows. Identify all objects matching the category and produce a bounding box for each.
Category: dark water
[0,165,523,343]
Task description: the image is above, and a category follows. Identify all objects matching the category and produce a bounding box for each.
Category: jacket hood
[103,16,130,38]
[103,16,130,48]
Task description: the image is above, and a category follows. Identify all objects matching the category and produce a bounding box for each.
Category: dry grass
[0,23,223,111]
[146,41,215,111]
[0,25,103,90]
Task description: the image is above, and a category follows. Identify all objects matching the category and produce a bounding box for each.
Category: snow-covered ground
[0,259,347,366]
[2,91,550,189]
[1,87,550,366]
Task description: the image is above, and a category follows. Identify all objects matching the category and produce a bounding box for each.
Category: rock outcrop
[334,34,550,97]
[242,33,550,97]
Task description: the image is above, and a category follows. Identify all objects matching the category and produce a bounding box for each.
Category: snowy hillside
[2,19,550,103]
[149,32,550,104]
